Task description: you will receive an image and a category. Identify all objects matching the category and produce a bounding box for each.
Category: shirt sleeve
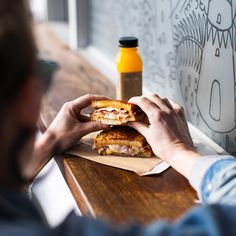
[189,155,236,205]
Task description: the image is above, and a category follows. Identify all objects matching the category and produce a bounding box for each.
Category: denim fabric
[189,155,233,196]
[201,158,236,206]
[0,157,236,235]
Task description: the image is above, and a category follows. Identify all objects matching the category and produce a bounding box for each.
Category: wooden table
[37,23,197,224]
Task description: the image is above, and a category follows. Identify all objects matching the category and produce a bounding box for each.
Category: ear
[14,77,42,128]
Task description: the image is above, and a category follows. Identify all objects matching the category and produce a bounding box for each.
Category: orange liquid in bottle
[116,37,143,101]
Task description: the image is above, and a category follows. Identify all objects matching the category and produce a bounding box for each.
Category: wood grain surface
[36,23,197,224]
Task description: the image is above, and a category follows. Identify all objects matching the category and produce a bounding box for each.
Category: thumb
[127,121,149,137]
[79,121,109,136]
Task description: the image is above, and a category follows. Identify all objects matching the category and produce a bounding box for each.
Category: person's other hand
[128,94,194,162]
[46,94,109,154]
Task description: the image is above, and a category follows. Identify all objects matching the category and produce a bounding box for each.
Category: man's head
[0,0,41,188]
[0,0,37,105]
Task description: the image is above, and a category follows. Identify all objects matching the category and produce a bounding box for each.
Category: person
[0,0,236,235]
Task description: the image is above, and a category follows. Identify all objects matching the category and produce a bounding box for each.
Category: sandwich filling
[97,144,151,157]
[92,108,132,122]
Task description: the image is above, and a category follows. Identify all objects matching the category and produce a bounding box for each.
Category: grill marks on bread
[95,126,146,148]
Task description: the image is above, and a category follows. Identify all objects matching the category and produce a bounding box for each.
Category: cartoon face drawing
[196,0,235,132]
[208,0,232,30]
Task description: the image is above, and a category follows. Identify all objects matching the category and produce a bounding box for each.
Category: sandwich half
[94,126,153,157]
[90,99,147,125]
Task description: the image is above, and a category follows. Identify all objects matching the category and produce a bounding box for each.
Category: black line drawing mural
[197,0,235,133]
[170,0,236,151]
[172,0,236,132]
[173,0,235,133]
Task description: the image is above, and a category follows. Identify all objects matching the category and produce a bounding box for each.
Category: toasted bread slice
[91,100,138,111]
[95,126,146,148]
[94,126,153,158]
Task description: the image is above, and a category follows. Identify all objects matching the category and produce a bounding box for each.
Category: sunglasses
[37,59,59,93]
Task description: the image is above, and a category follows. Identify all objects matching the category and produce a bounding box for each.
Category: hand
[128,94,195,163]
[46,94,109,154]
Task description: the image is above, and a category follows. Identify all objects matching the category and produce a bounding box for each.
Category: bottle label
[117,71,142,101]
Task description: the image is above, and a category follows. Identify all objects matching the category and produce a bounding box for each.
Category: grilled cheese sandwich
[94,126,153,157]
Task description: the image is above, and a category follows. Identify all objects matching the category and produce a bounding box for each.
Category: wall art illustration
[171,0,236,150]
[173,0,236,133]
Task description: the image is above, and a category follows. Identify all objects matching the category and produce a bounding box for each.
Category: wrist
[36,129,58,157]
[22,130,58,181]
[163,146,201,178]
[157,142,195,162]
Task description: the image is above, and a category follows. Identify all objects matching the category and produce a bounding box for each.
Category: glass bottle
[115,36,143,101]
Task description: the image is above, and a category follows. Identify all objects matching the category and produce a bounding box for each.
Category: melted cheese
[108,145,142,156]
[93,108,130,121]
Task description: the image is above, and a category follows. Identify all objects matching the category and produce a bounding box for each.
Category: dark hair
[0,0,37,107]
[0,0,37,187]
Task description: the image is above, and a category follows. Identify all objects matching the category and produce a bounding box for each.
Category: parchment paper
[66,123,227,176]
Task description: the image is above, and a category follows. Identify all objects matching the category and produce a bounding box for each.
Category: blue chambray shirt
[0,155,236,235]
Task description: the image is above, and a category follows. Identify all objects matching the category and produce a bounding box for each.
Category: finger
[129,96,160,121]
[79,114,90,122]
[128,96,139,103]
[127,121,149,137]
[71,94,110,111]
[144,94,172,113]
[162,98,174,110]
[80,121,110,135]
[167,99,185,118]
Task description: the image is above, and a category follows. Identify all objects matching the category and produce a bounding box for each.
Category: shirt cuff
[189,155,232,196]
